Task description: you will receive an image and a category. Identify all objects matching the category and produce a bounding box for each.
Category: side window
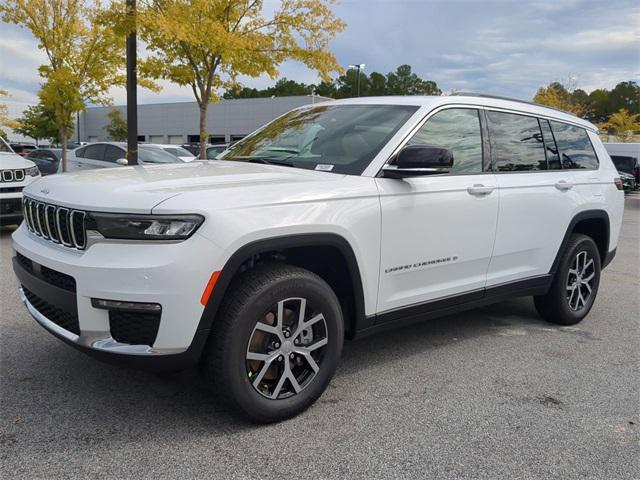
[539,120,561,170]
[75,146,86,158]
[104,145,124,163]
[83,144,105,161]
[487,111,547,171]
[549,121,599,170]
[407,108,483,174]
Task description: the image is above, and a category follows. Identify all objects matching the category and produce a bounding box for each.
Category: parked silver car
[66,142,186,171]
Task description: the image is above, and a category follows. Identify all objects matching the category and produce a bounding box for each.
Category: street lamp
[348,63,366,97]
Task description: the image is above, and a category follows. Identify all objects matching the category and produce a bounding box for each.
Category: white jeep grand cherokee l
[1,137,41,225]
[12,95,624,422]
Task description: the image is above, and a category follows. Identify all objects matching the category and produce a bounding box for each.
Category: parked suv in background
[12,95,624,422]
[66,142,187,171]
[0,138,41,225]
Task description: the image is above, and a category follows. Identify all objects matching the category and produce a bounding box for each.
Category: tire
[201,263,344,423]
[534,233,601,325]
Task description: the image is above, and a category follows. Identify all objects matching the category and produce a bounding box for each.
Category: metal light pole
[348,63,366,97]
[126,0,138,165]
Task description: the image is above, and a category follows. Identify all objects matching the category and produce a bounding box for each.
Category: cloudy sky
[1,0,638,119]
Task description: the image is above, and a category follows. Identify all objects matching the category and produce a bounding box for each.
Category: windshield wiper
[233,157,296,168]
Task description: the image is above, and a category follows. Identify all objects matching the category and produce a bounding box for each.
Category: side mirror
[382,144,453,178]
[116,158,128,165]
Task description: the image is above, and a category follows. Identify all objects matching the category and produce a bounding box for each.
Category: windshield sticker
[315,164,334,171]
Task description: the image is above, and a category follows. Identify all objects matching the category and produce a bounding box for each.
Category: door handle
[555,180,573,191]
[467,184,494,196]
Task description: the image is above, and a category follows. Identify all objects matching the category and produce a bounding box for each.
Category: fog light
[91,298,162,312]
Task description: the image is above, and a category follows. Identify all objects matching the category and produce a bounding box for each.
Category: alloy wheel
[246,297,328,399]
[566,250,596,311]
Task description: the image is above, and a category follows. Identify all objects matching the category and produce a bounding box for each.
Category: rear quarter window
[549,121,599,170]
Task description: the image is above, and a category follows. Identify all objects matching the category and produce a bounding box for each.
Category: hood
[0,152,36,169]
[22,160,345,213]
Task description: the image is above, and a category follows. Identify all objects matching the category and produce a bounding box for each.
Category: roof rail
[449,91,577,117]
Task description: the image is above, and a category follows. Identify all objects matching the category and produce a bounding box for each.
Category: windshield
[0,138,12,153]
[219,104,418,175]
[163,146,195,158]
[139,146,183,164]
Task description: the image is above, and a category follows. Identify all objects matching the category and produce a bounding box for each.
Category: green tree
[1,0,126,170]
[14,103,62,144]
[140,0,345,159]
[385,64,441,96]
[606,108,640,142]
[105,108,128,141]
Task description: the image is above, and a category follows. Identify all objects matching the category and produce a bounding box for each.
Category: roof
[319,95,597,132]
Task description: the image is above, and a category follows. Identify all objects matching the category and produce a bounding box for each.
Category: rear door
[80,144,109,169]
[376,106,499,314]
[485,111,599,287]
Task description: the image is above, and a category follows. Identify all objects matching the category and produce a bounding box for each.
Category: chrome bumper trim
[19,288,186,356]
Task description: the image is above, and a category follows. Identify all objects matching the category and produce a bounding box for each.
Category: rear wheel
[202,264,343,423]
[534,233,601,325]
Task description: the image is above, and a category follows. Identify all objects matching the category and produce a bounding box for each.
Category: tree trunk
[60,125,68,172]
[199,103,208,160]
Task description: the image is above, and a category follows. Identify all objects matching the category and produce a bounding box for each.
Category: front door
[375,107,499,315]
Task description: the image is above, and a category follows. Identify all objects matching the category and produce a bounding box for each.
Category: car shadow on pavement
[2,290,548,437]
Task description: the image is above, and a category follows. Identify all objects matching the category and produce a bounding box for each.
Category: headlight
[26,166,40,177]
[88,213,204,240]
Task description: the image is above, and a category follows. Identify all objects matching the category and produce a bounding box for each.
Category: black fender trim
[549,210,610,275]
[193,233,367,356]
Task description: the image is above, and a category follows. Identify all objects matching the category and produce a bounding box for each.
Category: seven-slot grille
[22,197,87,249]
[1,169,25,182]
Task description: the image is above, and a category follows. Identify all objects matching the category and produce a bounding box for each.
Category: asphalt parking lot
[1,196,638,480]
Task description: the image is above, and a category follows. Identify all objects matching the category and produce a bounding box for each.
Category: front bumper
[12,224,225,370]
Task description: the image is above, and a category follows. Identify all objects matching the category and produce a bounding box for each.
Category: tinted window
[104,145,125,163]
[407,108,483,174]
[550,121,598,170]
[610,155,636,174]
[539,120,560,170]
[207,146,227,159]
[84,144,105,161]
[487,111,546,171]
[138,147,182,164]
[74,146,86,158]
[220,105,418,175]
[163,147,194,158]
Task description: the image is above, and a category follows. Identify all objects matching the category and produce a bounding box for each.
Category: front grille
[23,197,86,249]
[16,252,33,273]
[40,265,76,292]
[109,310,161,346]
[0,186,23,194]
[1,169,26,182]
[1,198,23,214]
[23,287,80,335]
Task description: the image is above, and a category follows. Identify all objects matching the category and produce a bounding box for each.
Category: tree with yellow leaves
[606,108,640,143]
[140,0,345,158]
[533,81,589,117]
[0,89,19,139]
[0,0,126,170]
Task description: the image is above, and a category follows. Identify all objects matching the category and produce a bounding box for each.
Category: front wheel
[202,264,344,423]
[534,233,601,325]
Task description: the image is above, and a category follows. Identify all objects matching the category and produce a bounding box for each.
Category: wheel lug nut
[294,339,299,345]
[284,331,290,338]
[278,355,283,362]
[274,342,280,348]
[290,353,295,359]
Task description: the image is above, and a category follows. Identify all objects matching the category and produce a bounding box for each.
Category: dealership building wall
[78,95,331,144]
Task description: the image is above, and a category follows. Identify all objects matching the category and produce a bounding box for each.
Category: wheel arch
[196,233,367,343]
[550,209,610,275]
